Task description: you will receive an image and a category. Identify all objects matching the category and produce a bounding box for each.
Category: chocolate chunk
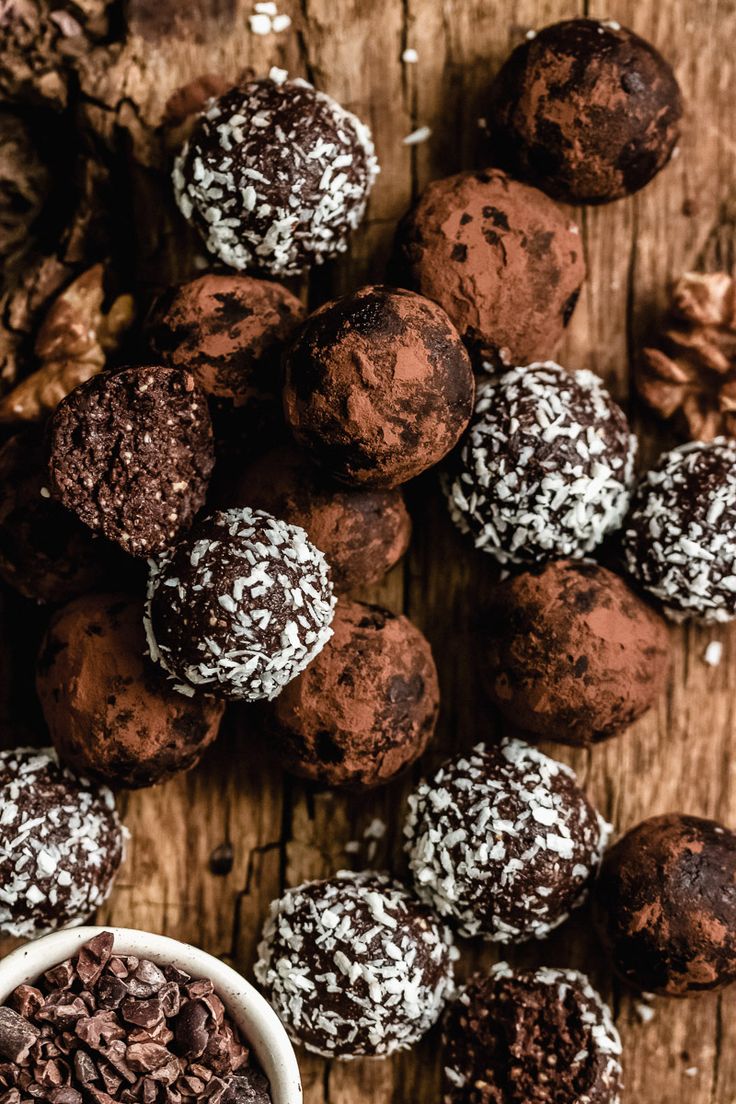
[96,979,127,1012]
[173,1004,209,1060]
[73,1052,98,1084]
[77,933,114,988]
[224,1072,271,1104]
[0,1009,40,1064]
[121,999,164,1031]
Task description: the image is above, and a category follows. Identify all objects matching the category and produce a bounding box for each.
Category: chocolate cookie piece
[262,598,438,788]
[395,169,585,366]
[443,963,623,1104]
[47,365,215,557]
[594,813,736,996]
[487,19,683,204]
[404,738,610,942]
[173,75,379,276]
[37,593,225,789]
[255,870,456,1059]
[483,560,670,746]
[283,284,475,488]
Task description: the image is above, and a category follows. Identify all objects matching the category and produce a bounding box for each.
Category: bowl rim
[0,925,302,1104]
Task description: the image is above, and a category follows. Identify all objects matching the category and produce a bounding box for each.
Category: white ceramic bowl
[0,925,302,1104]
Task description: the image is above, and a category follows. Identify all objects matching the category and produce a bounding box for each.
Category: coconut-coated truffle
[487,19,683,205]
[404,738,610,942]
[47,365,215,558]
[0,748,126,938]
[483,560,670,746]
[173,76,379,276]
[446,362,636,565]
[225,444,411,591]
[254,869,456,1058]
[623,438,736,623]
[443,963,623,1104]
[594,813,736,997]
[37,593,225,789]
[145,507,336,701]
[262,599,439,789]
[395,169,585,366]
[283,284,475,488]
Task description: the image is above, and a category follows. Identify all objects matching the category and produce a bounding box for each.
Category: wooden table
[2,1,736,1101]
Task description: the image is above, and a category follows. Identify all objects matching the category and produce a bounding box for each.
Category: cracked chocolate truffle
[623,438,736,623]
[47,365,215,558]
[594,813,736,997]
[283,285,475,488]
[0,748,126,937]
[395,169,585,366]
[37,593,225,789]
[404,738,610,942]
[487,19,683,205]
[145,507,336,702]
[254,869,456,1058]
[262,598,439,788]
[483,560,670,746]
[173,75,379,276]
[443,963,623,1104]
[446,362,636,565]
[225,444,411,591]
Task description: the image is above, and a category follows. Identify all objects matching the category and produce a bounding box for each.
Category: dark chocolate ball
[283,284,475,488]
[145,507,336,702]
[395,169,585,367]
[623,438,736,623]
[37,593,225,789]
[594,813,736,996]
[254,870,456,1058]
[443,964,622,1104]
[47,365,215,558]
[173,76,379,276]
[404,739,610,942]
[0,748,126,937]
[445,362,636,565]
[261,598,439,789]
[487,19,683,204]
[483,559,670,746]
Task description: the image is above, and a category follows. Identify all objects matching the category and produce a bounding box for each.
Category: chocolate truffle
[404,738,610,942]
[487,19,683,204]
[443,963,623,1104]
[225,444,411,591]
[47,365,215,557]
[145,507,336,701]
[446,362,636,565]
[0,748,126,937]
[262,599,439,788]
[594,813,736,996]
[37,593,225,789]
[623,438,736,623]
[483,559,670,746]
[173,75,379,276]
[395,169,585,366]
[254,869,456,1058]
[283,284,475,488]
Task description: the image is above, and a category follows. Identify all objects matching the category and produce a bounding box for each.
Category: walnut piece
[638,271,736,441]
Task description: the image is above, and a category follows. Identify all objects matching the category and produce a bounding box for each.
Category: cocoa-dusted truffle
[283,284,475,488]
[483,559,670,746]
[623,438,736,623]
[262,598,438,788]
[173,75,379,276]
[0,748,126,937]
[225,444,411,591]
[37,593,225,789]
[594,813,736,996]
[254,870,456,1058]
[446,362,636,565]
[145,507,336,701]
[47,365,215,557]
[487,19,683,204]
[395,169,585,366]
[443,963,623,1104]
[404,738,610,942]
